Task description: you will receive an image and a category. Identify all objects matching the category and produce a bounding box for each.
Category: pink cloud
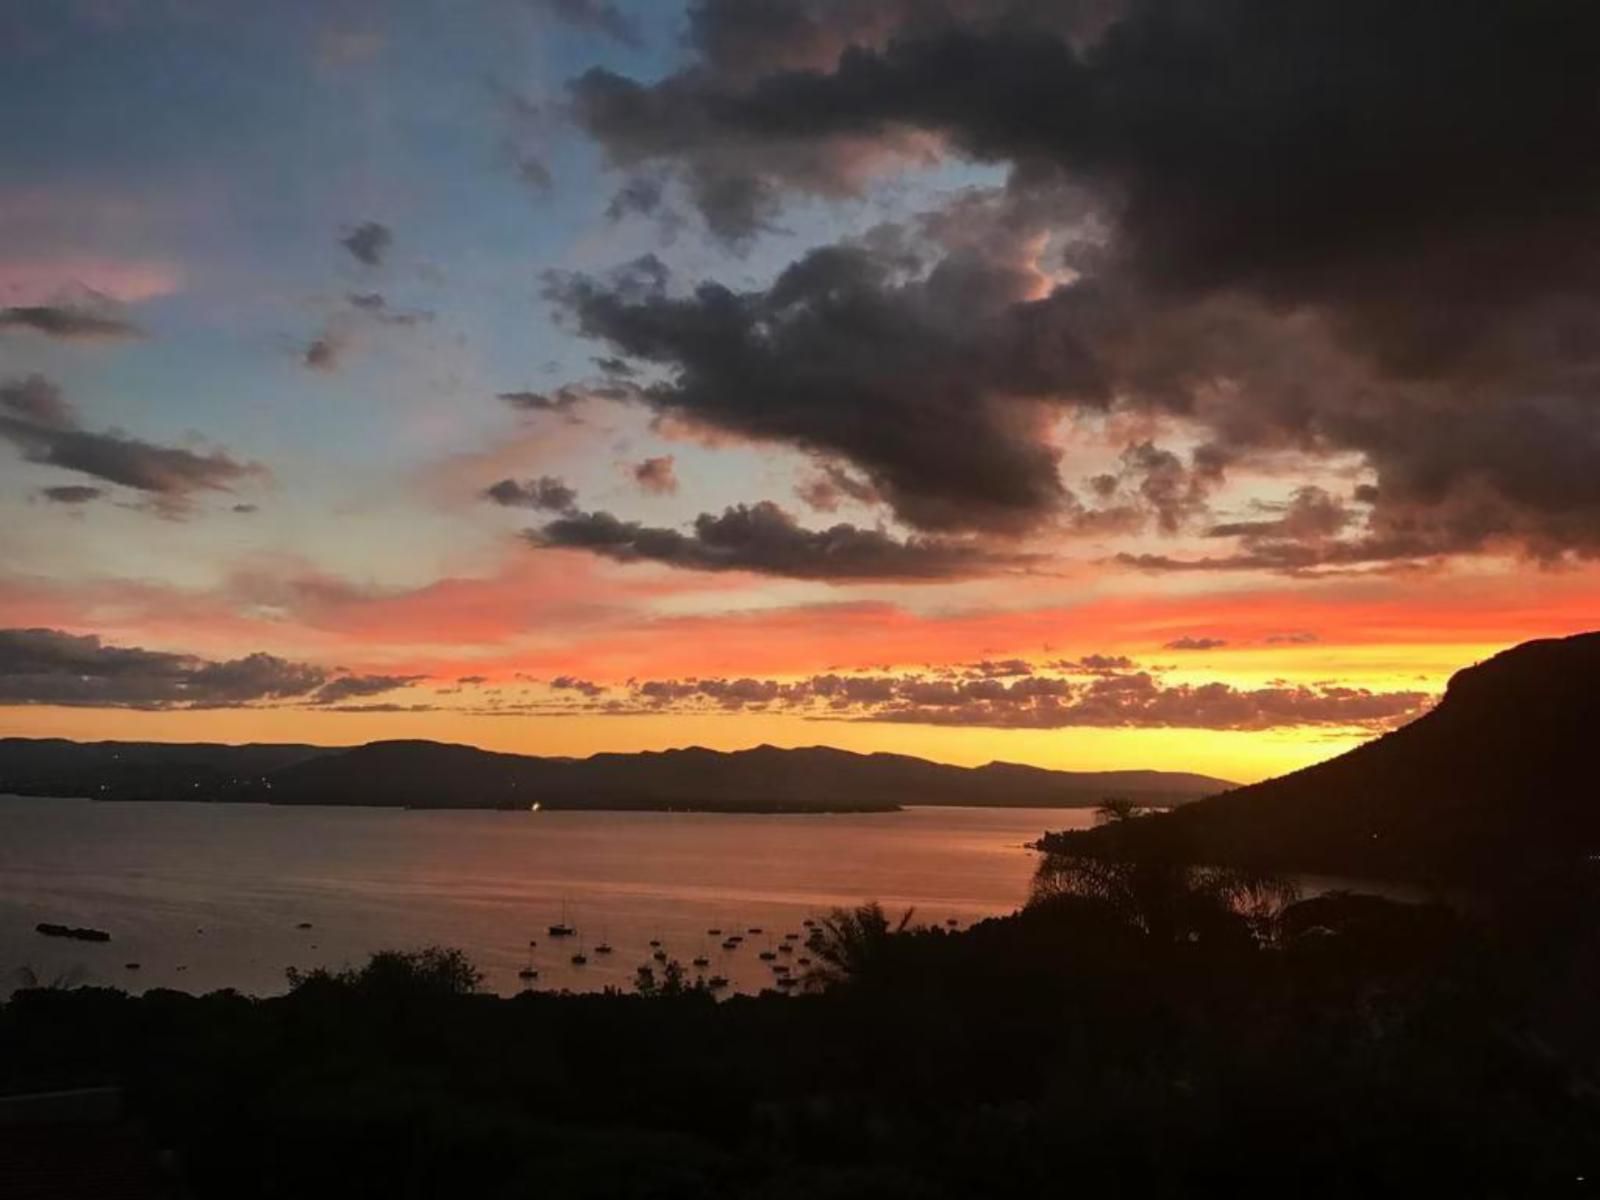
[0,256,182,305]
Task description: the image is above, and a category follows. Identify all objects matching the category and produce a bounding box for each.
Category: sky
[2,0,1598,784]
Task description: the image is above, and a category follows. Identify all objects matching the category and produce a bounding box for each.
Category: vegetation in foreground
[5,852,1599,1198]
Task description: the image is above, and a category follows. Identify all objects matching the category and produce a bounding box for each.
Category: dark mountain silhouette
[0,737,1229,813]
[0,737,330,801]
[1044,631,1600,881]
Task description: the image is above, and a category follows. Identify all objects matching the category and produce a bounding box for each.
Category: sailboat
[517,943,539,982]
[570,936,588,966]
[548,898,575,937]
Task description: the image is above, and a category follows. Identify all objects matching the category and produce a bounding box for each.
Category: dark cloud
[1,375,263,506]
[532,500,1026,580]
[1207,488,1355,543]
[0,627,424,710]
[312,673,424,705]
[547,243,1098,533]
[530,0,641,47]
[796,463,880,513]
[605,665,1429,732]
[37,484,104,505]
[484,475,578,512]
[554,1,1600,566]
[339,221,392,267]
[347,292,432,327]
[498,386,586,415]
[0,629,312,709]
[961,658,1033,678]
[0,374,72,426]
[1165,636,1227,652]
[604,174,672,225]
[550,674,607,697]
[631,454,677,495]
[574,1,1600,311]
[0,304,141,341]
[301,294,431,374]
[1118,441,1209,535]
[303,334,343,371]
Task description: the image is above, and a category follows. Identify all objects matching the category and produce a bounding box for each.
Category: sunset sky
[3,0,1598,783]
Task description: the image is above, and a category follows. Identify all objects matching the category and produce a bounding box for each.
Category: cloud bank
[546,0,1600,571]
[0,628,419,710]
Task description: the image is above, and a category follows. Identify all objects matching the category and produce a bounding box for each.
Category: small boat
[595,942,613,955]
[652,948,668,963]
[296,922,314,930]
[124,962,140,970]
[692,955,710,967]
[758,950,777,962]
[721,939,739,950]
[784,932,800,941]
[571,939,588,966]
[648,938,662,948]
[729,934,744,942]
[945,917,961,927]
[707,975,729,990]
[517,966,539,981]
[548,899,576,937]
[778,944,794,955]
[797,956,812,966]
[775,976,797,989]
[802,918,815,927]
[771,964,789,975]
[748,926,763,935]
[707,927,722,936]
[35,922,110,943]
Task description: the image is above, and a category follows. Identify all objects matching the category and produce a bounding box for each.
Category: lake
[0,797,1088,998]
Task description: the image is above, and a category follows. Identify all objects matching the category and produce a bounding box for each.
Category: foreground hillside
[5,881,1597,1198]
[0,738,1229,813]
[1046,632,1600,881]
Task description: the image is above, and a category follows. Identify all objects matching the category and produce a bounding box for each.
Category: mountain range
[1044,631,1600,881]
[0,737,1229,813]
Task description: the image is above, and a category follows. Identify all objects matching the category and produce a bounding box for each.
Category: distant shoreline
[0,737,1224,815]
[2,792,1160,815]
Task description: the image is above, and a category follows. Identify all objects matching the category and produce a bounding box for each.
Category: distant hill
[1043,631,1600,881]
[0,737,1229,813]
[0,737,331,800]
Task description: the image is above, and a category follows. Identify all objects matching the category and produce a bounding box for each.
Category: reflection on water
[0,797,1091,997]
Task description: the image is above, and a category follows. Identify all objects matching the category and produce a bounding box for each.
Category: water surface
[0,797,1086,997]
